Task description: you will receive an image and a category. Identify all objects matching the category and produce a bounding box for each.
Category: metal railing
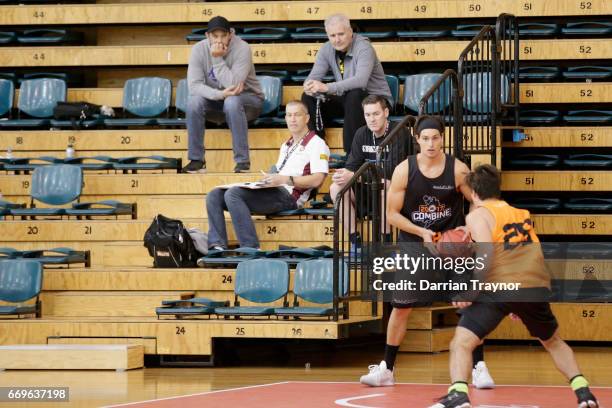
[418,69,464,159]
[332,161,383,320]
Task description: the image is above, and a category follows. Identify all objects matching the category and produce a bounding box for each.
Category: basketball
[435,228,473,258]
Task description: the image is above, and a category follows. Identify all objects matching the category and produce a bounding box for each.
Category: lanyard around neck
[278,131,309,172]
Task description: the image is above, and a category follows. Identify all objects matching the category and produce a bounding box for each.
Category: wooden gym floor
[0,344,611,407]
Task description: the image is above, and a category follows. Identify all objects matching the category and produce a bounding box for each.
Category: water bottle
[6,147,13,160]
[66,143,75,159]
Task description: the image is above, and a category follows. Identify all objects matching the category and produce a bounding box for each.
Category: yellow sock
[570,375,589,391]
[448,382,469,394]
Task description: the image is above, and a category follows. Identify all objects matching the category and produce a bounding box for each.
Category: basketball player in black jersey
[360,115,494,389]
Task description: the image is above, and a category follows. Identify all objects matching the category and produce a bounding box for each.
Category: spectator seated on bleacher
[206,100,330,250]
[300,13,392,154]
[330,95,411,249]
[182,16,264,174]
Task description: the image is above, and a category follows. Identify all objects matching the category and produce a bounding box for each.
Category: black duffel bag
[143,214,201,267]
[53,101,101,129]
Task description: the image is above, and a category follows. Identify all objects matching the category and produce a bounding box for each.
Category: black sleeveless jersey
[398,154,465,242]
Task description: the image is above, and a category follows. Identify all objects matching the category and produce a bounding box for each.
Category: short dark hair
[285,100,309,114]
[466,164,502,200]
[361,94,388,110]
[414,115,444,136]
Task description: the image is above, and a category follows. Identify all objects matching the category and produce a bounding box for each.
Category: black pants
[301,89,368,154]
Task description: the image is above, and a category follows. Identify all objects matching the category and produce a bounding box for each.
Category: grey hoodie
[187,29,263,101]
[305,33,392,105]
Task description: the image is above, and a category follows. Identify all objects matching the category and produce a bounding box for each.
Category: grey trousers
[206,186,297,249]
[187,93,263,164]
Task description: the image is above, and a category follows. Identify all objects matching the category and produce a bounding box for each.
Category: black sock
[472,344,484,368]
[384,344,399,371]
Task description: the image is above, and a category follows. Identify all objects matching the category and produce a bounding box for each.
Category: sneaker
[576,387,599,408]
[429,391,471,408]
[359,361,395,387]
[234,162,250,173]
[472,361,495,389]
[182,160,206,174]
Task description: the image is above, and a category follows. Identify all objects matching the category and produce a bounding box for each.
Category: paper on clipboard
[217,182,277,190]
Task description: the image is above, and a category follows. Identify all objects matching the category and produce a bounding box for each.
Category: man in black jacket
[329,94,411,248]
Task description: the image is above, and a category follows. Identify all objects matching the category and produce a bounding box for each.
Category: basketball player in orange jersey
[360,115,494,389]
[431,164,598,408]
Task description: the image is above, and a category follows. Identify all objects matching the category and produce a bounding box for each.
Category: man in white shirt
[206,100,330,249]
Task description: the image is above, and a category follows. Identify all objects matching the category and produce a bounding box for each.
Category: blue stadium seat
[563,154,612,168]
[65,156,116,171]
[451,24,485,37]
[157,78,188,127]
[10,164,82,217]
[0,78,66,128]
[215,259,289,317]
[0,78,13,118]
[518,23,559,37]
[563,198,612,212]
[397,27,450,39]
[403,73,444,113]
[156,297,229,319]
[505,154,561,169]
[16,29,83,45]
[561,22,612,36]
[356,27,396,40]
[104,77,172,127]
[253,75,283,126]
[197,247,267,268]
[112,155,180,172]
[3,156,64,172]
[19,247,89,266]
[562,66,612,80]
[290,27,327,41]
[256,70,290,82]
[65,200,134,217]
[185,28,206,42]
[385,75,399,111]
[0,200,25,215]
[462,72,509,114]
[519,109,560,125]
[0,31,16,44]
[515,66,561,81]
[507,198,562,212]
[264,248,325,267]
[290,68,334,83]
[238,27,290,41]
[563,110,612,124]
[21,72,83,87]
[0,73,17,83]
[274,259,348,318]
[0,259,42,318]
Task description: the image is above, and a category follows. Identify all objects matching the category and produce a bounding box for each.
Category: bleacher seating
[104,77,172,127]
[0,259,42,318]
[0,78,65,128]
[0,0,610,358]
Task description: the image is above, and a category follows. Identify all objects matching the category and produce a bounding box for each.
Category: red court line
[105,381,611,408]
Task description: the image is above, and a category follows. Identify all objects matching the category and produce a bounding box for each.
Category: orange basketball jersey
[479,200,549,288]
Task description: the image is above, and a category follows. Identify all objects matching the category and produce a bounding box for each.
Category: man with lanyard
[330,94,411,249]
[360,115,495,390]
[431,164,598,408]
[205,100,330,250]
[301,13,392,153]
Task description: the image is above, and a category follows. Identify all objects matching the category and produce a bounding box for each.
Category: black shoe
[429,391,471,408]
[576,387,599,408]
[182,160,206,174]
[234,162,250,173]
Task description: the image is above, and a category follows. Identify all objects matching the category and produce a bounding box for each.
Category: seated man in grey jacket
[183,16,264,174]
[301,13,392,154]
